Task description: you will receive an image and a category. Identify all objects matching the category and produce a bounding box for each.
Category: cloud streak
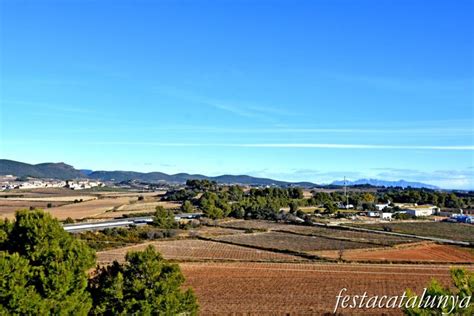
[36,141,472,151]
[153,86,297,121]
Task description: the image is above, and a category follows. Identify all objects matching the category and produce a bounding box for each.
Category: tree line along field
[349,222,474,243]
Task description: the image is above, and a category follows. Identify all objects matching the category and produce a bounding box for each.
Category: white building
[380,212,393,221]
[375,201,391,211]
[405,206,438,217]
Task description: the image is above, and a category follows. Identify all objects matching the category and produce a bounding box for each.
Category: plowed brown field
[315,243,474,263]
[214,231,378,252]
[220,220,413,246]
[181,262,463,315]
[96,239,306,264]
[46,197,133,220]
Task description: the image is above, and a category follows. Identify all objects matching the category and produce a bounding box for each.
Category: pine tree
[89,245,198,315]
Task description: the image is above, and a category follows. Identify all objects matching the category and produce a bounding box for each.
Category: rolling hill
[0,159,439,189]
[0,159,85,180]
[331,178,439,189]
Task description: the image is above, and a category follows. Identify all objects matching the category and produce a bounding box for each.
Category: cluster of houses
[366,201,441,221]
[65,180,103,190]
[0,176,103,191]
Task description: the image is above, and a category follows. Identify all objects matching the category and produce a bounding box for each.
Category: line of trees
[162,180,473,221]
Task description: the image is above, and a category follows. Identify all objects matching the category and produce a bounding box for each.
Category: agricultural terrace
[350,222,474,243]
[97,239,307,264]
[220,220,414,246]
[0,188,172,220]
[181,262,465,315]
[314,242,474,264]
[212,231,379,253]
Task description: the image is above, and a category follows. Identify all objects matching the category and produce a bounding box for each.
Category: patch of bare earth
[0,200,70,218]
[46,197,133,220]
[315,242,474,263]
[93,201,181,219]
[213,231,378,252]
[96,239,306,264]
[220,220,414,246]
[181,262,461,315]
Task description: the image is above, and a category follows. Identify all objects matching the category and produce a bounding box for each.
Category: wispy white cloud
[21,125,473,136]
[23,141,471,151]
[231,144,474,150]
[153,86,297,121]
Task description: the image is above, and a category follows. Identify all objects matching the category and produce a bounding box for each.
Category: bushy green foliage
[0,252,44,314]
[198,192,231,219]
[309,188,473,209]
[162,189,197,202]
[404,268,473,315]
[181,200,194,212]
[227,185,244,201]
[229,187,306,220]
[0,210,96,315]
[154,206,178,229]
[186,179,217,191]
[382,189,471,208]
[88,245,198,315]
[323,202,337,214]
[76,226,178,251]
[0,210,198,315]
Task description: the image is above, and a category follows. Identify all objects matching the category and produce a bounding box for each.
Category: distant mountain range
[86,170,314,187]
[0,159,439,189]
[0,159,312,187]
[0,159,85,180]
[331,178,439,189]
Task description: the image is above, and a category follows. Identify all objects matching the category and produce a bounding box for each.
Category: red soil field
[181,262,465,315]
[96,239,306,264]
[316,243,474,264]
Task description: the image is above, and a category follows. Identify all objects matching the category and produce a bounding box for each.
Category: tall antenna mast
[344,176,347,208]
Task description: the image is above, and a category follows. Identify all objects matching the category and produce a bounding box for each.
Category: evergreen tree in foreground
[0,210,198,315]
[88,245,198,315]
[0,210,95,315]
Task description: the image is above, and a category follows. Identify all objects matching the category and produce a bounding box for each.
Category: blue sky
[0,0,473,189]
